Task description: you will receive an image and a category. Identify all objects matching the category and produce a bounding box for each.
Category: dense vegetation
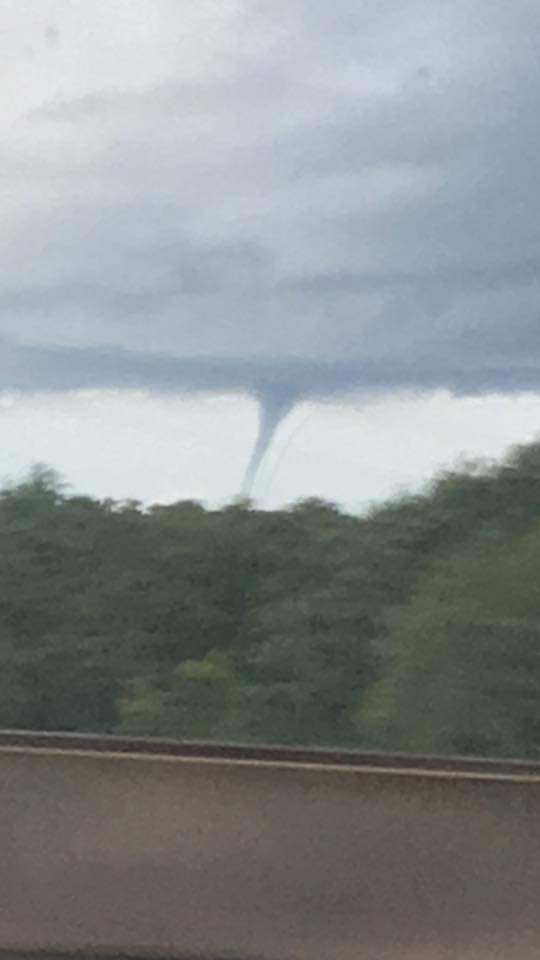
[3,441,540,760]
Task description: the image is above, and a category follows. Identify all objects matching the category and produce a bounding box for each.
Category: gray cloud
[1,0,540,485]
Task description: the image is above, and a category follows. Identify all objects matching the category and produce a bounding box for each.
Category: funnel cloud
[1,0,540,487]
[241,392,298,496]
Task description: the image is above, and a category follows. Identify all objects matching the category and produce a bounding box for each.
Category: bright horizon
[2,387,540,513]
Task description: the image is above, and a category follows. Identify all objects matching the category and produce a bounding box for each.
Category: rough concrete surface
[1,739,540,959]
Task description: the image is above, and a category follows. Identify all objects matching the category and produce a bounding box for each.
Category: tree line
[2,441,540,760]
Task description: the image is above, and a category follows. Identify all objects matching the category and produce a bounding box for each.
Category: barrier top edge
[0,728,539,780]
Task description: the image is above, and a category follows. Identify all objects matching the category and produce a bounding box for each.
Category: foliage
[3,441,540,758]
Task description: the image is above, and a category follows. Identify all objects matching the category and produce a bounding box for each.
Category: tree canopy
[3,443,540,759]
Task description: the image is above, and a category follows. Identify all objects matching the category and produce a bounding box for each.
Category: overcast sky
[1,1,539,509]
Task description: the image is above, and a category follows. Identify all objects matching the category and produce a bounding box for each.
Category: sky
[1,0,539,510]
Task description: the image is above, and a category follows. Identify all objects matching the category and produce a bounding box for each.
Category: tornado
[241,391,298,498]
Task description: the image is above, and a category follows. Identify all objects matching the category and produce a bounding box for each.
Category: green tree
[357,521,540,758]
[117,650,245,740]
[5,442,540,758]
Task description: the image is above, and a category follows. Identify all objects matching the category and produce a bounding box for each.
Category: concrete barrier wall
[2,739,540,959]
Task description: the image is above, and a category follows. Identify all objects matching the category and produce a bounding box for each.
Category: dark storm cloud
[1,0,540,483]
[4,335,540,401]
